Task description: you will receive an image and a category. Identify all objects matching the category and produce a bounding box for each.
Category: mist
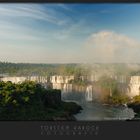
[82,30,140,64]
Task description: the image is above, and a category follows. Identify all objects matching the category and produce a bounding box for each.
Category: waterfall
[0,76,48,88]
[62,84,72,93]
[1,77,26,83]
[50,75,74,91]
[52,83,62,90]
[127,76,140,97]
[85,85,93,101]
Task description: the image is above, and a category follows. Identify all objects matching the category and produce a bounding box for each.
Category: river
[64,99,135,121]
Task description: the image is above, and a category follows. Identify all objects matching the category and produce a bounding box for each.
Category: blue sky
[0,4,140,63]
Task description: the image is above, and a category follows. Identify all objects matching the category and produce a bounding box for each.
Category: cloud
[0,4,66,25]
[0,4,74,42]
[84,30,140,63]
[56,4,74,12]
[52,20,91,40]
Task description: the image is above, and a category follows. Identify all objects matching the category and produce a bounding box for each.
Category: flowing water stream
[64,99,135,121]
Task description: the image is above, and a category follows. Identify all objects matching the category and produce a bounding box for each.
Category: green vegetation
[107,94,130,105]
[132,95,140,104]
[127,95,140,119]
[98,75,118,96]
[0,62,87,76]
[0,62,91,80]
[0,62,77,76]
[0,81,82,120]
[96,75,131,105]
[1,61,140,109]
[69,79,88,86]
[0,62,138,80]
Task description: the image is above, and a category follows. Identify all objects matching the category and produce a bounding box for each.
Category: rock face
[127,76,140,97]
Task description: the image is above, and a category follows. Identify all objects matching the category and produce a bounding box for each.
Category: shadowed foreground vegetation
[128,95,140,119]
[0,81,82,120]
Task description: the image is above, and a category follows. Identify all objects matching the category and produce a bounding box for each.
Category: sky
[0,4,140,63]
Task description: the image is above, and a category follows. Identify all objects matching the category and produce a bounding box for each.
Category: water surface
[65,100,135,121]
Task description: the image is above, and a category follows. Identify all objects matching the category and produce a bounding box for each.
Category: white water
[50,75,74,84]
[127,76,140,97]
[0,75,136,120]
[73,101,135,121]
[62,84,72,93]
[0,76,48,84]
[1,75,140,98]
[1,76,26,83]
[85,85,93,101]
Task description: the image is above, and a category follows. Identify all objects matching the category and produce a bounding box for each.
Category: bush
[0,81,82,120]
[132,95,140,104]
[61,101,82,115]
[0,81,60,120]
[107,94,130,105]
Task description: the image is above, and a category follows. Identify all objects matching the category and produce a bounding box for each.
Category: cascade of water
[85,85,93,101]
[1,77,26,83]
[52,83,62,89]
[62,84,72,93]
[127,76,140,97]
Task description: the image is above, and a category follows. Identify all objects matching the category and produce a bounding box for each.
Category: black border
[0,121,140,139]
[0,1,140,139]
